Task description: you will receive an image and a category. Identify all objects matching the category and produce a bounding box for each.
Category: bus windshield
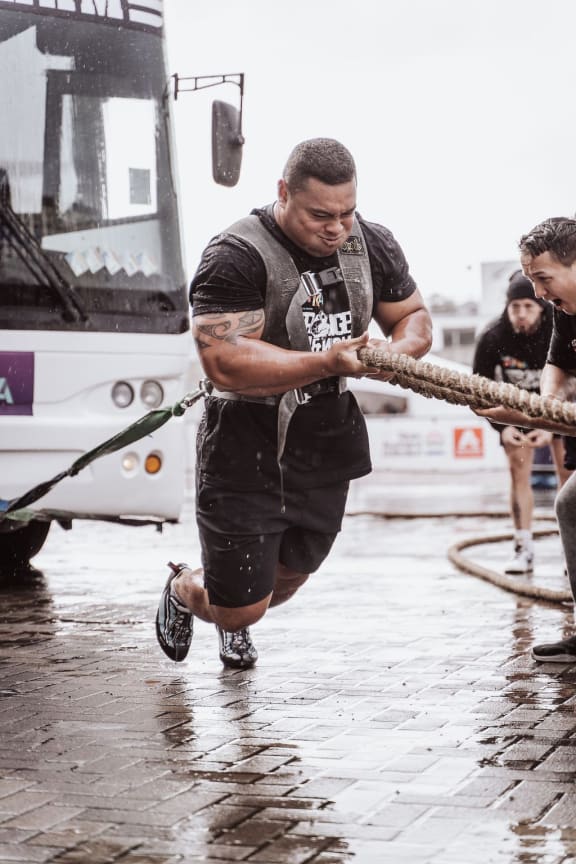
[0,6,188,334]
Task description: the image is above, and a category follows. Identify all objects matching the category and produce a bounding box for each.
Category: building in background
[427,259,519,366]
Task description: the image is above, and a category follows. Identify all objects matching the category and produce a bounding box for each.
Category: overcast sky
[163,0,576,302]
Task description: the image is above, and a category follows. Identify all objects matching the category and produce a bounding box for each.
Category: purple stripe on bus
[0,352,34,416]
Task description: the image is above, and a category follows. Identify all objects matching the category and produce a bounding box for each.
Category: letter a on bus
[0,378,14,404]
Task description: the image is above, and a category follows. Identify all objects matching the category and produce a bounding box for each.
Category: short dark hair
[282,138,356,192]
[519,217,576,266]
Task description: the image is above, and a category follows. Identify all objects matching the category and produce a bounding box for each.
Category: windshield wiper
[0,170,87,322]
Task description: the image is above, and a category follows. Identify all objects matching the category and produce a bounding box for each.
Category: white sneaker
[504,545,534,574]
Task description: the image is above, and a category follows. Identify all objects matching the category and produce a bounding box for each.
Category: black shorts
[196,480,349,608]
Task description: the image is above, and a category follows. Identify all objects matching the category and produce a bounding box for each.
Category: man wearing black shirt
[473,271,569,574]
[475,217,576,662]
[155,137,432,669]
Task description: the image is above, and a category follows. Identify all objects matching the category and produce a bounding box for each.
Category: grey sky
[164,0,576,301]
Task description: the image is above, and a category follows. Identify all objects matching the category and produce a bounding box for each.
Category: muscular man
[155,137,432,669]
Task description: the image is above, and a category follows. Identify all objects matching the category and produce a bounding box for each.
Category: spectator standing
[473,270,570,574]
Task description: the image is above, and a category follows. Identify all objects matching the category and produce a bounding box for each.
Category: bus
[0,0,242,570]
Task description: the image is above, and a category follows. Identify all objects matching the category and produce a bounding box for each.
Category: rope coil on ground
[447,527,572,604]
[358,348,576,425]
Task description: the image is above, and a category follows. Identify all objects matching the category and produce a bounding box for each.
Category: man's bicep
[193,309,265,353]
[372,289,428,336]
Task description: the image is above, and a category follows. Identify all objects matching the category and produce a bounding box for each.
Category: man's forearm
[197,333,377,396]
[540,363,573,400]
[387,308,433,359]
[205,338,335,395]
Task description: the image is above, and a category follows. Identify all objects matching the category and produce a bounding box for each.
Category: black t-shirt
[191,206,417,491]
[547,307,576,375]
[473,309,553,390]
[473,307,553,434]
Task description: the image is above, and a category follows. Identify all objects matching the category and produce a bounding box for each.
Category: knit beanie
[506,271,546,308]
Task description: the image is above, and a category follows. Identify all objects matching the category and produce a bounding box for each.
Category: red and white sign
[454,427,484,459]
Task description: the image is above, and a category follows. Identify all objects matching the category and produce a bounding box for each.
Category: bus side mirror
[211,100,244,187]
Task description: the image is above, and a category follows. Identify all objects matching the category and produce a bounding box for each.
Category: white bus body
[0,1,196,566]
[1,330,191,519]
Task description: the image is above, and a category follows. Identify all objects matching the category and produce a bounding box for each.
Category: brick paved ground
[1,474,576,863]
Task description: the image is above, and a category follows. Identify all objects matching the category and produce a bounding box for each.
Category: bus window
[0,10,187,335]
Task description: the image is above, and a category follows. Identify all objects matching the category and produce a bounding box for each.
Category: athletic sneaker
[155,562,193,662]
[532,635,576,663]
[217,626,258,669]
[504,545,534,574]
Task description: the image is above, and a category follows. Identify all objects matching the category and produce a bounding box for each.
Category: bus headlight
[122,452,140,473]
[140,380,164,408]
[112,381,134,408]
[145,452,162,474]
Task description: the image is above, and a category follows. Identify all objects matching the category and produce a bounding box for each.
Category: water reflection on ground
[1,497,576,861]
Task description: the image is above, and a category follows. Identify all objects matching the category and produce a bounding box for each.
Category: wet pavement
[2,471,576,863]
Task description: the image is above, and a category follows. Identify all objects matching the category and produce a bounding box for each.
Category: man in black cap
[473,270,570,574]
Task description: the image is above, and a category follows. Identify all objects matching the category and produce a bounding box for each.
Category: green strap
[0,380,212,521]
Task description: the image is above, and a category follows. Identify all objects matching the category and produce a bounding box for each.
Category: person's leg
[269,565,309,607]
[269,481,350,606]
[504,440,534,530]
[157,480,349,664]
[156,482,286,665]
[532,471,576,662]
[171,566,271,630]
[155,560,267,665]
[503,440,535,572]
[170,527,282,668]
[171,560,266,668]
[555,471,576,599]
[549,436,572,577]
[550,436,572,490]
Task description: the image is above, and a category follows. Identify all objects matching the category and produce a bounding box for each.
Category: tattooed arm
[192,309,378,396]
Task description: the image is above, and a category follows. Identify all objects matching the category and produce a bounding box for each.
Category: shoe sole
[531,650,576,663]
[219,654,257,670]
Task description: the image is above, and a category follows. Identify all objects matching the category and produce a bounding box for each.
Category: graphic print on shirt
[495,357,541,392]
[300,268,352,352]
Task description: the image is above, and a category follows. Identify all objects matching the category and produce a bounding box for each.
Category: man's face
[507,298,543,334]
[275,176,357,257]
[522,251,576,316]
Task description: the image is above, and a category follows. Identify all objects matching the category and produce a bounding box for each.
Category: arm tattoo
[194,310,264,352]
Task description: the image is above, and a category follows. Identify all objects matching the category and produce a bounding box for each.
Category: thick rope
[358,349,576,425]
[448,526,572,604]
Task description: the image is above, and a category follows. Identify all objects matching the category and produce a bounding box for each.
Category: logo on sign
[0,352,34,416]
[454,427,484,459]
[0,378,14,405]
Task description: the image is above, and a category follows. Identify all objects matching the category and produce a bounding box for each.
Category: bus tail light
[145,453,162,475]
